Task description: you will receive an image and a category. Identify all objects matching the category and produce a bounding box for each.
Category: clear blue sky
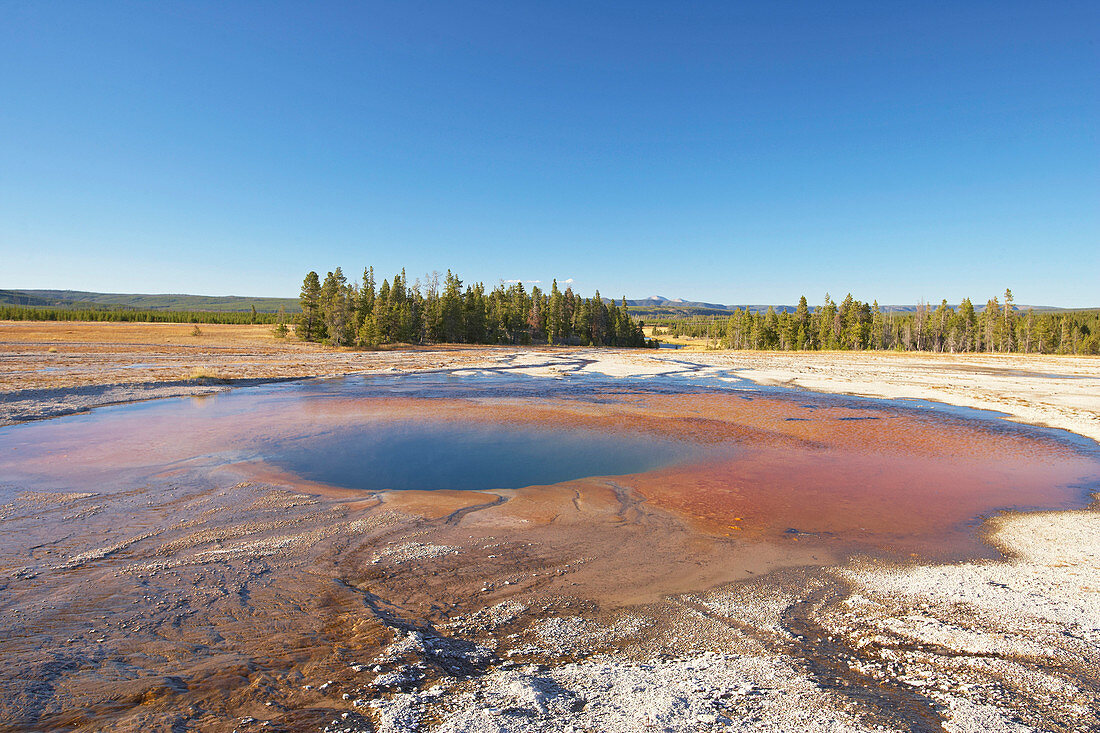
[2,1,1097,306]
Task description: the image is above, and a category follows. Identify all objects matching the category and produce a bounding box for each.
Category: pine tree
[818,294,837,349]
[1059,317,1072,354]
[870,301,884,350]
[374,279,394,342]
[573,297,592,345]
[464,283,487,343]
[931,300,950,352]
[320,268,352,346]
[795,296,810,347]
[389,269,420,343]
[959,298,977,352]
[841,294,866,350]
[983,297,999,352]
[441,270,464,342]
[914,300,928,351]
[1002,288,1016,352]
[548,280,564,343]
[591,291,609,345]
[562,287,576,341]
[358,266,376,328]
[357,312,380,348]
[1023,308,1035,353]
[778,311,795,350]
[297,271,322,341]
[528,285,545,341]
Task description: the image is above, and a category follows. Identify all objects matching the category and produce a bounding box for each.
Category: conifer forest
[654,290,1100,355]
[3,277,1096,354]
[295,267,651,348]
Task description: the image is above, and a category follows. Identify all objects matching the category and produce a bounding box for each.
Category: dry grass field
[0,321,490,393]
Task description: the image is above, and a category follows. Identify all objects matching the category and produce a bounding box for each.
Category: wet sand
[2,326,1100,732]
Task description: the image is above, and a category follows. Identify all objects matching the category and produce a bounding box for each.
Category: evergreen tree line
[0,305,282,325]
[296,267,651,348]
[5,284,1094,354]
[654,290,1100,355]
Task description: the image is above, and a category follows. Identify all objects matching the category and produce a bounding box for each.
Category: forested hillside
[0,289,298,313]
[296,268,650,348]
[0,306,282,324]
[654,290,1100,354]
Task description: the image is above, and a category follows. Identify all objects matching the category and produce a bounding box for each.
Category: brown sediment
[1,351,1099,730]
[6,385,1090,561]
[378,489,505,521]
[611,392,1094,560]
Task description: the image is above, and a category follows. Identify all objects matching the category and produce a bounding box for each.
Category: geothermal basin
[1,365,1098,731]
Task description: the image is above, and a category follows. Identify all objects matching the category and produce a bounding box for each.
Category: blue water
[263,421,691,492]
[3,363,1096,498]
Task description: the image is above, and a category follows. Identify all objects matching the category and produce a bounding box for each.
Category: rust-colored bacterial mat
[2,376,1096,562]
[1,374,1098,730]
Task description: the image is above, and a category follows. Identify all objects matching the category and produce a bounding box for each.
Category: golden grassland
[0,320,298,346]
[0,320,490,392]
[5,319,1098,396]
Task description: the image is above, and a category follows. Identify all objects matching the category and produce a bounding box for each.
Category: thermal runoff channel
[1,365,1099,730]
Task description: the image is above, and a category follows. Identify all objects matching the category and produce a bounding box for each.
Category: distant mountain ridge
[629,295,732,310]
[1,289,299,313]
[622,295,1074,314]
[0,288,1082,315]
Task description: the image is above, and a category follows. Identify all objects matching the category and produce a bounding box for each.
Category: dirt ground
[2,321,1100,732]
[4,321,1098,433]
